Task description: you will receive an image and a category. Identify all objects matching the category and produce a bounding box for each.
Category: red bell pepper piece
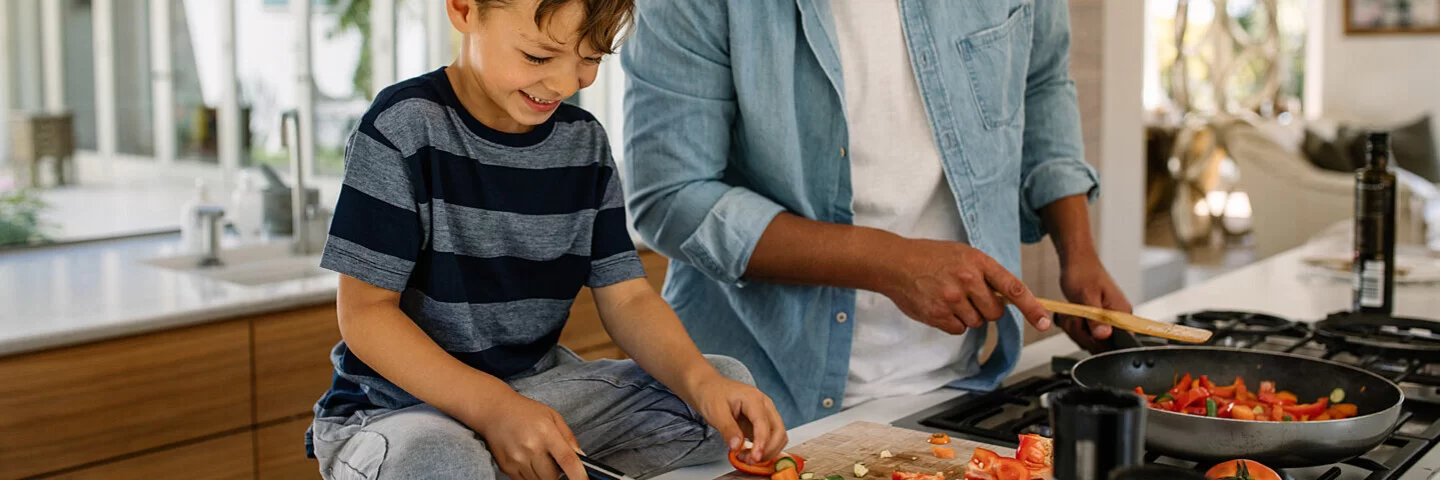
[1283,398,1329,417]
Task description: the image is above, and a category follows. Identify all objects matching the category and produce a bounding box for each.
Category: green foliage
[0,189,53,247]
[328,0,374,99]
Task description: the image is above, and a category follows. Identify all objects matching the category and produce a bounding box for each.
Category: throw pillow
[1303,128,1357,172]
[1344,115,1440,182]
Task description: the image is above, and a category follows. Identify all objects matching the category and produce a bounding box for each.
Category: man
[621,0,1132,425]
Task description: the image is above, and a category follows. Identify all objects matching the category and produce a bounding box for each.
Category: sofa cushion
[1303,128,1359,172]
[1343,115,1440,182]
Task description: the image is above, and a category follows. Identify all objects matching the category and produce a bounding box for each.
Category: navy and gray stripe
[313,67,644,426]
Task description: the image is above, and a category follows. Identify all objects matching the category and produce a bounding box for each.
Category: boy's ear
[446,0,478,33]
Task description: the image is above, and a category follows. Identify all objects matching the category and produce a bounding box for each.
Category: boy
[307,0,788,478]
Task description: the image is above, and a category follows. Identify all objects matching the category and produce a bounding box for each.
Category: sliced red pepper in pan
[1283,398,1329,417]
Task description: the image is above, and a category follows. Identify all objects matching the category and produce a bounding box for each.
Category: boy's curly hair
[477,0,634,55]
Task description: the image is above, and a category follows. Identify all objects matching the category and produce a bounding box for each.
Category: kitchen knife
[558,454,636,480]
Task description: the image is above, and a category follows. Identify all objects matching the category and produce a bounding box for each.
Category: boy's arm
[336,275,588,480]
[591,279,787,462]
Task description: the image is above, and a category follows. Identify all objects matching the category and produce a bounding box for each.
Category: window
[1145,0,1307,115]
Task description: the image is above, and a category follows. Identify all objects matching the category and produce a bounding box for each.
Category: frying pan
[1071,346,1405,467]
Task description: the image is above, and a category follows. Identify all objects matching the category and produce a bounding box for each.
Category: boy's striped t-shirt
[313,67,645,423]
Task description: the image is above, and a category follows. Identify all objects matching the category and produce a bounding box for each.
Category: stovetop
[892,310,1440,480]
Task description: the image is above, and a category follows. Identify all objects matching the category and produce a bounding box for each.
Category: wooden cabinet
[257,417,322,480]
[253,306,343,423]
[48,431,254,480]
[2,250,668,480]
[0,321,253,479]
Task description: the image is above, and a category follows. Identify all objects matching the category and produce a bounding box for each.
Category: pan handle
[1097,330,1145,352]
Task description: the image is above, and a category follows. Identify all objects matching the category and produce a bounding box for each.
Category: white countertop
[0,235,339,356]
[656,243,1440,479]
[0,231,656,357]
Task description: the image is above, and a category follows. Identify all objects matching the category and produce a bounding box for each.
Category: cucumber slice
[774,457,798,473]
[1330,387,1346,403]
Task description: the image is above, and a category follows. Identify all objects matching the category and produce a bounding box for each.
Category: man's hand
[683,372,788,465]
[879,239,1053,334]
[1057,256,1133,353]
[462,392,588,480]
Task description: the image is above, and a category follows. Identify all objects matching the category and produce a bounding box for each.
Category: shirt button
[840,147,847,158]
[836,312,848,323]
[822,398,835,409]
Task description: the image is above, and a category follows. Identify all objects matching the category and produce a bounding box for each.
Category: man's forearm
[1040,194,1100,266]
[744,212,902,292]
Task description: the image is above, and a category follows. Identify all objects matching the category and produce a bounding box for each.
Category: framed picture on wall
[1346,0,1440,34]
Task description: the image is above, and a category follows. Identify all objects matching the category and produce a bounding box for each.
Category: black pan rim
[1071,345,1407,424]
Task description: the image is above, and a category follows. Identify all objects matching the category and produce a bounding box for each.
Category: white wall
[1307,0,1440,142]
[1099,0,1146,300]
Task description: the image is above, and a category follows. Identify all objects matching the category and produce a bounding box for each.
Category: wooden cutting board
[713,421,1014,479]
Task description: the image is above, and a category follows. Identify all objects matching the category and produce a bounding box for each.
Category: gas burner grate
[1316,312,1440,363]
[1178,311,1310,339]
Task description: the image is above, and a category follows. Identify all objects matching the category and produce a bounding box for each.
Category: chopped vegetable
[930,433,952,445]
[933,446,957,459]
[801,474,814,480]
[774,457,799,473]
[964,448,1029,480]
[1204,459,1282,480]
[728,450,806,477]
[880,450,894,458]
[855,462,870,478]
[772,468,800,480]
[1016,434,1054,479]
[1140,375,1359,422]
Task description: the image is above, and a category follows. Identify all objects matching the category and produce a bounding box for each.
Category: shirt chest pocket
[956,4,1034,130]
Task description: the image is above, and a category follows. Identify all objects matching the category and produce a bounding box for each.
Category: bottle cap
[1366,131,1391,168]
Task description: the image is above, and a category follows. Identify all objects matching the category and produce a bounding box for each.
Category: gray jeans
[312,348,750,480]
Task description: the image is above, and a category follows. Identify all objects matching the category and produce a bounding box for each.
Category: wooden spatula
[998,293,1212,344]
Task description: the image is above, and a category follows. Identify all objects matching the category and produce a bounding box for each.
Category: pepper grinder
[1047,387,1147,480]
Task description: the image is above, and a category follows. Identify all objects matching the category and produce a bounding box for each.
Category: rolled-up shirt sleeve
[621,0,785,285]
[1018,0,1100,244]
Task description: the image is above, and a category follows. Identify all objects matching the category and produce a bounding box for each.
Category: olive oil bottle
[1353,132,1397,314]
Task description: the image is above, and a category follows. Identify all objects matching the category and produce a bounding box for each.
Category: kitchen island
[657,242,1440,479]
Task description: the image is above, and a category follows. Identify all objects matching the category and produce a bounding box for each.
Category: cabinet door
[0,321,252,479]
[47,430,254,480]
[253,305,343,423]
[258,416,322,479]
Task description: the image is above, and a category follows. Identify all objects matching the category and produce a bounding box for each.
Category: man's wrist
[1055,239,1101,269]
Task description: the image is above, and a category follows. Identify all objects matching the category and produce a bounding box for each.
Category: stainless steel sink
[141,243,329,286]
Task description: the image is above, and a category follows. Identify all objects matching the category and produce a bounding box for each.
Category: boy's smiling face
[447,0,603,133]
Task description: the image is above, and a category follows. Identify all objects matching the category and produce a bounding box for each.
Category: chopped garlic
[880,450,894,458]
[854,462,869,477]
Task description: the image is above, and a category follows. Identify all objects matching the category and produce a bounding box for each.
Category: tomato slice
[727,450,806,477]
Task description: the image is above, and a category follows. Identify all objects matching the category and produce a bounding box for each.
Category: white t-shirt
[831,0,980,408]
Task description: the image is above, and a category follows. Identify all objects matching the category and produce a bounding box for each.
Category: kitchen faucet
[195,205,226,268]
[280,111,315,255]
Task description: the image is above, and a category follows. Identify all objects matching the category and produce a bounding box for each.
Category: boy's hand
[463,392,587,480]
[685,372,788,465]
